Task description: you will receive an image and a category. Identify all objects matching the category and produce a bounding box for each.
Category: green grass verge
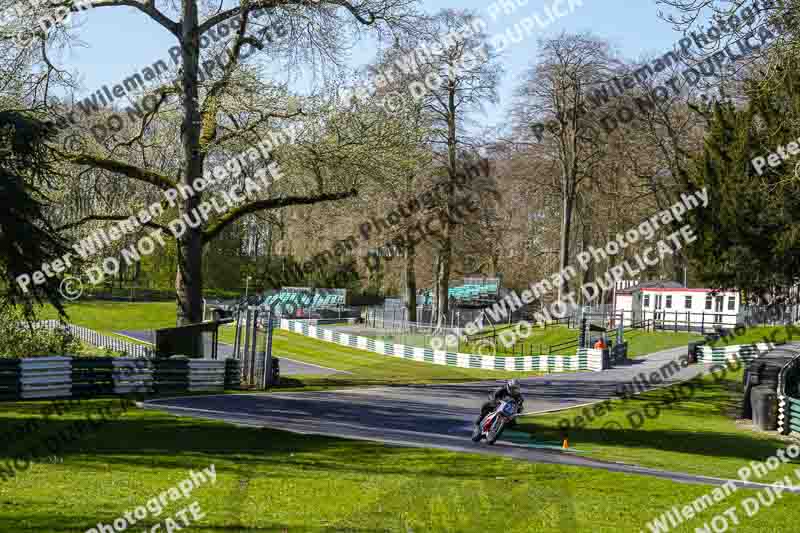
[38,302,700,360]
[75,342,131,357]
[222,328,544,386]
[38,301,177,334]
[218,324,699,389]
[709,324,799,347]
[624,329,702,357]
[463,325,579,355]
[358,325,579,354]
[518,367,798,483]
[338,323,700,358]
[1,399,799,532]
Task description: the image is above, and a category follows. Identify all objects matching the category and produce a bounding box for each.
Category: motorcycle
[471,398,518,445]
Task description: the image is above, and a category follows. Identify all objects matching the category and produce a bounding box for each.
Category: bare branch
[91,0,180,37]
[198,0,378,35]
[59,152,177,191]
[203,188,357,242]
[56,215,170,233]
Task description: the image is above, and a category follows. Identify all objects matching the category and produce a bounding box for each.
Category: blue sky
[63,0,684,126]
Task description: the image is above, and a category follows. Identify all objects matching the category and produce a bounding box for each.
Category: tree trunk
[558,190,574,301]
[176,231,204,325]
[432,78,458,330]
[580,222,595,305]
[175,0,205,326]
[673,249,687,286]
[434,239,451,329]
[431,253,440,325]
[404,243,417,323]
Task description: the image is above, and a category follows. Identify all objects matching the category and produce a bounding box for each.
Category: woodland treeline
[1,0,799,325]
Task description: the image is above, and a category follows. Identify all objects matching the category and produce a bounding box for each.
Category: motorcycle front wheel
[471,424,482,442]
[487,421,505,445]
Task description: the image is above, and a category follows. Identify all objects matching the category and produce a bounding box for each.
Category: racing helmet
[506,379,520,395]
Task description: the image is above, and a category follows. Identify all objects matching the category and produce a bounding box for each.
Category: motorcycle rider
[476,379,524,426]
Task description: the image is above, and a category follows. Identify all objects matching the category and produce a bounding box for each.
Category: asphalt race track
[143,345,800,491]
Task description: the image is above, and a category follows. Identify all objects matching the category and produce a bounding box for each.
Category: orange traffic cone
[562,435,569,449]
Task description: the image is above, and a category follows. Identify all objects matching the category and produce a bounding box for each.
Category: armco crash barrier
[72,357,154,395]
[697,343,773,365]
[281,319,605,372]
[0,357,73,399]
[0,357,232,400]
[225,358,242,389]
[153,358,226,394]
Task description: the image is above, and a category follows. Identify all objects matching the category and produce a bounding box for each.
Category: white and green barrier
[778,354,800,438]
[696,343,773,365]
[778,397,800,438]
[280,319,604,372]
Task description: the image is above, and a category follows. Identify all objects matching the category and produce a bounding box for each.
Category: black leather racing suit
[476,386,524,425]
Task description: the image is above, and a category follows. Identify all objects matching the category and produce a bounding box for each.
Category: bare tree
[6,0,420,324]
[514,33,614,300]
[412,9,501,328]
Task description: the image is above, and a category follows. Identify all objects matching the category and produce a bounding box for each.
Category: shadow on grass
[0,400,576,532]
[518,372,792,466]
[1,397,484,478]
[519,421,791,463]
[0,515,393,533]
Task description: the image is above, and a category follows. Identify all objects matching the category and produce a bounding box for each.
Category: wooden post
[242,308,252,385]
[264,310,274,389]
[249,309,259,385]
[232,309,241,360]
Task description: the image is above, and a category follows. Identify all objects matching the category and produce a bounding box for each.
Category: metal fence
[35,321,154,358]
[740,304,800,326]
[602,309,740,333]
[362,301,525,330]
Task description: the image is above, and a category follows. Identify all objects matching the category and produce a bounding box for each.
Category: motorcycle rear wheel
[471,424,482,442]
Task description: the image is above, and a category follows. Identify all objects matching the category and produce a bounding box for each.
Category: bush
[0,305,81,358]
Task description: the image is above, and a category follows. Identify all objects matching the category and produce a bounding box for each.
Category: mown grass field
[34,301,704,386]
[1,398,798,532]
[221,327,545,385]
[357,322,701,358]
[38,301,176,345]
[37,302,543,382]
[519,367,798,483]
[624,329,702,357]
[708,324,800,347]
